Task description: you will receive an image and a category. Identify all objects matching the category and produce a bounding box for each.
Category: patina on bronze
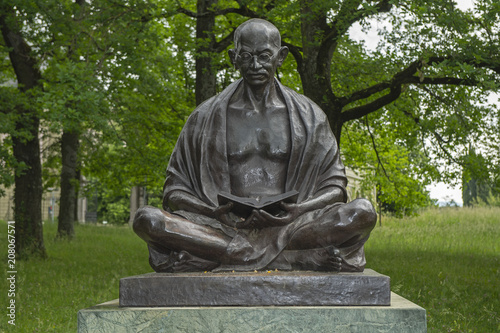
[120,270,391,307]
[133,18,377,273]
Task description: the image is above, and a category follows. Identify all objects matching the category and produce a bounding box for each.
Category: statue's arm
[165,190,215,217]
[165,190,240,227]
[295,186,345,213]
[250,186,344,228]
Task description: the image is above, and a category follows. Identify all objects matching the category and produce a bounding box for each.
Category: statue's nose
[250,56,262,69]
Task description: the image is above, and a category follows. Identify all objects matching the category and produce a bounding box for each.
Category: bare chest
[226,106,291,161]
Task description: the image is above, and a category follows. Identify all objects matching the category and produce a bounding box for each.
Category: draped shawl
[160,79,349,271]
[164,78,347,206]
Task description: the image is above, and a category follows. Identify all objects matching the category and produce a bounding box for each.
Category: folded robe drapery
[160,78,355,271]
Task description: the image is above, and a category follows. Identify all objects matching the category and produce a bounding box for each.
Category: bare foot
[148,245,219,272]
[284,246,342,272]
[172,251,220,272]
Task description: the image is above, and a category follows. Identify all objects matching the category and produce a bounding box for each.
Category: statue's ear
[277,46,289,67]
[228,49,237,69]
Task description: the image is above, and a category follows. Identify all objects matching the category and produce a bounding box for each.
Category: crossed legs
[133,198,376,272]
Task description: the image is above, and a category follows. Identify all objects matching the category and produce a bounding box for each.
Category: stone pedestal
[79,270,426,332]
[120,269,390,307]
[78,293,426,332]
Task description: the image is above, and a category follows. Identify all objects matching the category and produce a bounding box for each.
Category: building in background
[346,168,376,203]
[0,185,88,223]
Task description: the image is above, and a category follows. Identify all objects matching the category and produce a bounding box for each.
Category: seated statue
[133,18,376,273]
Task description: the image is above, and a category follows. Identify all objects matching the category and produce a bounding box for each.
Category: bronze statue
[133,19,376,273]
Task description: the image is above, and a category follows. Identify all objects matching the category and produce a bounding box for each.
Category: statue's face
[234,25,286,88]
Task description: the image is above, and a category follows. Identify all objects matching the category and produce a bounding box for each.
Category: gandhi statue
[133,18,377,273]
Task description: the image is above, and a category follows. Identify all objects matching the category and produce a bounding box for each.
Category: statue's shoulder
[187,79,242,122]
[190,96,217,117]
[182,94,223,130]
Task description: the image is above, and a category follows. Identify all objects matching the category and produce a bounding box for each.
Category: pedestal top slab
[119,268,390,307]
[79,293,426,333]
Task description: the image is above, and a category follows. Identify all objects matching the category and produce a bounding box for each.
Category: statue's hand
[213,202,244,227]
[248,201,302,228]
[224,207,292,230]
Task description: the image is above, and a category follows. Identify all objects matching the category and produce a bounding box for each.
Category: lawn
[0,206,499,332]
[0,221,153,332]
[365,207,500,332]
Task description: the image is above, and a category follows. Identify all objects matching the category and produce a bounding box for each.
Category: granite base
[120,269,390,306]
[78,292,426,333]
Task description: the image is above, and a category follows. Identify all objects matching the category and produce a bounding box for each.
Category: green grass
[0,207,499,332]
[366,207,500,332]
[0,221,152,332]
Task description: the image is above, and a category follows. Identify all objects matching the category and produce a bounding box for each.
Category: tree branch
[216,6,264,18]
[214,30,235,53]
[176,1,265,19]
[175,7,199,18]
[281,41,303,69]
[312,0,394,106]
[342,85,402,122]
[398,94,463,165]
[426,55,500,75]
[339,54,499,122]
[0,11,42,92]
[402,76,480,86]
[340,58,423,106]
[364,115,403,197]
[176,1,268,54]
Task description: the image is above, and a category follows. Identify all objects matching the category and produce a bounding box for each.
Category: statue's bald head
[233,19,281,50]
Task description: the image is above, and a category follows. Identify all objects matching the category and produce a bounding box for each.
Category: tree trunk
[298,0,344,144]
[57,0,86,235]
[195,0,217,106]
[1,10,46,258]
[74,167,81,222]
[12,120,45,258]
[57,130,80,238]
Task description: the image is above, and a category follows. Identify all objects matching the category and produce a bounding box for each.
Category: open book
[217,190,299,218]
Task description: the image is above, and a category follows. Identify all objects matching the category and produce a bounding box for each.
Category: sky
[427,182,463,206]
[347,0,498,206]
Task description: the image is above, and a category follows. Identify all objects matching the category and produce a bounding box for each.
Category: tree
[123,0,500,214]
[0,0,191,250]
[277,1,498,210]
[176,0,245,105]
[57,0,86,238]
[0,3,46,258]
[194,0,218,104]
[26,0,112,238]
[2,0,498,235]
[462,148,498,206]
[193,0,500,213]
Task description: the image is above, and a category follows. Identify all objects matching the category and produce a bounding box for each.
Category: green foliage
[1,0,193,203]
[99,196,130,225]
[76,1,193,198]
[462,148,500,207]
[1,0,499,218]
[342,111,435,216]
[0,133,16,196]
[467,190,500,208]
[0,85,38,195]
[82,179,162,225]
